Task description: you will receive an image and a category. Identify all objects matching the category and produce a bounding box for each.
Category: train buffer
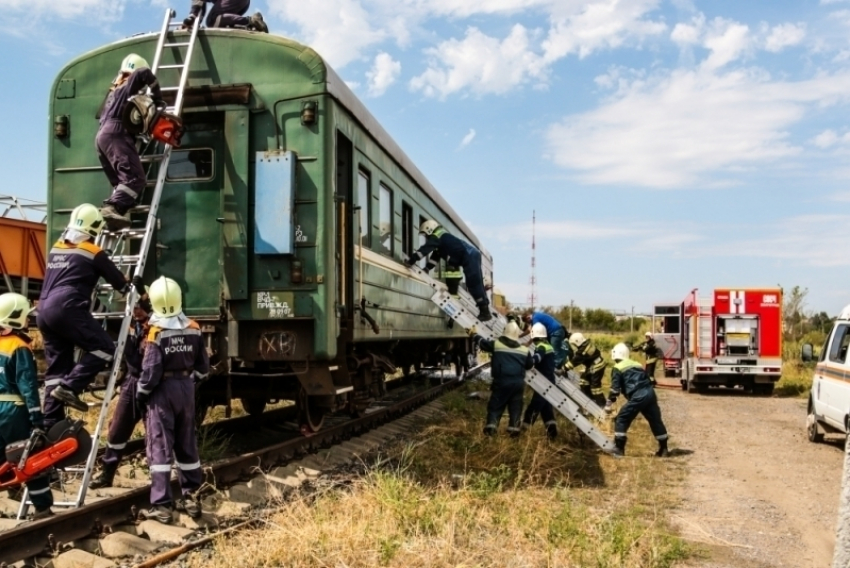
[406,266,616,453]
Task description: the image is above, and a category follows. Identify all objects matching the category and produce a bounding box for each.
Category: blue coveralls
[190,0,250,27]
[37,240,128,427]
[97,68,162,214]
[139,320,209,507]
[473,334,533,435]
[0,332,53,512]
[608,358,668,451]
[522,340,557,433]
[530,312,570,369]
[411,227,489,308]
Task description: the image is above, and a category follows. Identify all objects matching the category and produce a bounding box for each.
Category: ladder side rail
[554,375,606,420]
[151,9,176,74]
[172,14,202,117]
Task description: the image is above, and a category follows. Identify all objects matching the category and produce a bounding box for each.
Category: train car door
[335,132,355,338]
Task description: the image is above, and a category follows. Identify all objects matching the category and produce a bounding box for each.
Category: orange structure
[0,196,46,300]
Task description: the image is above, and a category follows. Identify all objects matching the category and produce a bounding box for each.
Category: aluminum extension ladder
[407,265,615,453]
[18,9,202,518]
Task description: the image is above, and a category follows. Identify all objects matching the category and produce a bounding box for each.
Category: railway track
[0,377,457,566]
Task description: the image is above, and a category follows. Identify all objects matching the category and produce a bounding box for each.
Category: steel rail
[0,380,456,564]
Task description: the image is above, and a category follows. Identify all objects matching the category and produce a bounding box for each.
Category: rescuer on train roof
[182,0,269,32]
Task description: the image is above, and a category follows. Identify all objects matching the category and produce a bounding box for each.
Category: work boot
[592,394,607,408]
[248,12,269,33]
[655,439,669,458]
[611,436,626,457]
[175,497,202,519]
[509,428,520,439]
[50,385,90,412]
[141,505,174,524]
[30,507,54,521]
[545,421,558,440]
[483,425,496,436]
[182,15,196,29]
[89,463,118,489]
[476,302,492,322]
[100,205,131,231]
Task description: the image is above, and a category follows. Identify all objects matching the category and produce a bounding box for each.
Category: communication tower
[528,210,537,310]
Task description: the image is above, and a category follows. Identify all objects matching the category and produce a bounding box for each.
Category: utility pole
[569,299,574,330]
[527,210,537,311]
[631,306,634,333]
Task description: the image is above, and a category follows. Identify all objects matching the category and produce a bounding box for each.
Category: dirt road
[663,388,845,567]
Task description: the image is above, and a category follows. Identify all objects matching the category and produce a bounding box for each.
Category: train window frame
[379,184,393,256]
[356,169,371,247]
[165,148,215,182]
[417,215,428,268]
[401,201,413,258]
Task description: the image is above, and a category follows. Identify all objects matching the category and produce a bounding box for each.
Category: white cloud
[702,18,751,69]
[545,67,850,188]
[2,0,125,20]
[811,129,850,148]
[366,52,401,96]
[459,128,477,149]
[671,15,704,45]
[763,23,806,52]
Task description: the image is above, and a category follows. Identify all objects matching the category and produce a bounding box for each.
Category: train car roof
[54,28,485,253]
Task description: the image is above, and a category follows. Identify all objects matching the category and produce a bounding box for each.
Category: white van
[806,305,850,444]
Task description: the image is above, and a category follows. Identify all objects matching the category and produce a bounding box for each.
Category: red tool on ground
[0,419,92,490]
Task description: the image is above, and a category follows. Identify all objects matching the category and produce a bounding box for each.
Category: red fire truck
[652,288,783,393]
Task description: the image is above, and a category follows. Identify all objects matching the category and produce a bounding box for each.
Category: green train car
[47,26,494,430]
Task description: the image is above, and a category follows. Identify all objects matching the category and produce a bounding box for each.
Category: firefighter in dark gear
[0,294,54,519]
[522,323,558,440]
[183,0,268,32]
[565,332,606,407]
[407,220,492,322]
[523,311,570,369]
[633,331,659,381]
[138,277,209,524]
[38,204,140,427]
[89,300,151,489]
[605,343,669,458]
[97,54,163,231]
[470,322,533,437]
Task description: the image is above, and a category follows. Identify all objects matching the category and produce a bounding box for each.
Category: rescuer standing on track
[0,293,54,519]
[565,332,607,407]
[605,343,669,458]
[521,322,558,440]
[523,311,570,369]
[38,204,141,426]
[407,220,493,322]
[470,322,534,437]
[138,277,209,523]
[633,331,659,381]
[182,0,269,32]
[89,299,151,489]
[97,54,163,231]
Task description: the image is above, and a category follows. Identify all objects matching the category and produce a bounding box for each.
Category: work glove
[424,262,436,273]
[404,252,422,267]
[135,391,150,414]
[132,275,146,296]
[467,326,477,338]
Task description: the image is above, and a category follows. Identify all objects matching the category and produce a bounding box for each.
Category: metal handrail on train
[0,194,47,223]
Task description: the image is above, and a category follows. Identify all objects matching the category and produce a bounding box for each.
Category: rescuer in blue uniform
[138,277,209,523]
[523,311,570,369]
[470,322,533,436]
[605,343,669,458]
[565,332,607,407]
[0,293,54,519]
[407,220,492,322]
[182,0,268,32]
[89,300,151,489]
[97,54,163,231]
[37,204,140,426]
[521,323,558,439]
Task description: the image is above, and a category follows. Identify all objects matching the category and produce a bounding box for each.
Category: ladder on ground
[407,265,615,453]
[18,9,202,518]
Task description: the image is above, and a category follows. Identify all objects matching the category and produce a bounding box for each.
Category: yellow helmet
[148,276,183,317]
[568,332,587,350]
[419,219,440,236]
[67,203,105,238]
[503,321,521,341]
[0,293,33,330]
[120,53,149,74]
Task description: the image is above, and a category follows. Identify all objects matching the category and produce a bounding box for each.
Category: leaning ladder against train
[17,8,203,517]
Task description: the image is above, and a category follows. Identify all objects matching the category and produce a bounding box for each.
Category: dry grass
[190,382,689,568]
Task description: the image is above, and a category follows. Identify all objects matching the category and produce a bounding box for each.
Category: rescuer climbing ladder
[407,264,616,453]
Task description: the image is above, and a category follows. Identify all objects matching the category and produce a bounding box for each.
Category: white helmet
[120,53,149,74]
[503,321,521,341]
[67,203,105,238]
[612,343,630,362]
[419,219,440,236]
[531,322,548,340]
[148,276,183,317]
[0,293,33,331]
[645,331,652,338]
[568,332,586,349]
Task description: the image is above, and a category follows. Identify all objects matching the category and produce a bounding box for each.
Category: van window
[828,324,850,363]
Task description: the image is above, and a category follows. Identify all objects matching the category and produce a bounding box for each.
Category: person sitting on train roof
[405,220,493,322]
[182,0,268,33]
[37,205,144,425]
[97,54,163,231]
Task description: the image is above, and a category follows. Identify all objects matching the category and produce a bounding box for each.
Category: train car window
[418,215,428,268]
[166,148,214,181]
[357,170,371,246]
[379,184,392,255]
[401,202,413,258]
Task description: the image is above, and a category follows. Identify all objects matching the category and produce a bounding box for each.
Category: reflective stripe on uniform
[107,442,127,450]
[50,246,96,260]
[45,378,63,387]
[28,406,41,413]
[150,464,172,473]
[177,461,200,471]
[116,183,140,199]
[656,434,669,441]
[90,350,114,361]
[29,486,52,496]
[544,420,557,427]
[614,432,627,438]
[138,387,152,395]
[0,394,24,403]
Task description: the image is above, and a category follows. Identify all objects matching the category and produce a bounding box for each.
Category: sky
[2,0,850,315]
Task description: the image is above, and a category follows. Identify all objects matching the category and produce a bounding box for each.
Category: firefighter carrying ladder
[406,264,616,453]
[17,8,202,518]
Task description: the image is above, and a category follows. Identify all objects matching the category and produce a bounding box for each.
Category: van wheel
[806,410,824,443]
